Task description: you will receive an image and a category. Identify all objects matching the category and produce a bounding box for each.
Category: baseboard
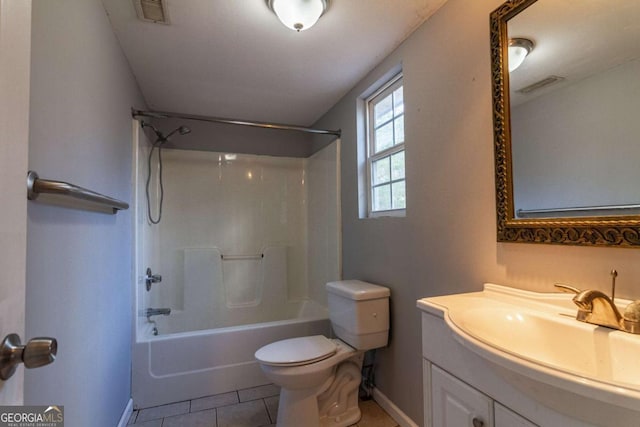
[372,387,419,427]
[117,398,134,427]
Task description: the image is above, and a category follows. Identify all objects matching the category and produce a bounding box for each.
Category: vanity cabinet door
[431,365,493,427]
[494,403,538,427]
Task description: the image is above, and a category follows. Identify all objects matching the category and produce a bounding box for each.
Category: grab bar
[27,171,129,214]
[221,254,264,261]
[517,203,640,218]
[145,307,171,320]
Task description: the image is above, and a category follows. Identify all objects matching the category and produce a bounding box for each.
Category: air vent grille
[517,76,565,94]
[133,0,169,24]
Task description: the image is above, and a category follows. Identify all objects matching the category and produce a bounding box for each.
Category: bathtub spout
[146,307,171,320]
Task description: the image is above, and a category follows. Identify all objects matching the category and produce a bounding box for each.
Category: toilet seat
[255,335,337,367]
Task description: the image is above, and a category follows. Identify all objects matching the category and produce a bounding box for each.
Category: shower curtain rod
[131,109,341,137]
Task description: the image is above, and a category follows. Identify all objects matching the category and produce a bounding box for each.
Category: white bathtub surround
[139,142,340,315]
[154,297,328,336]
[132,137,341,408]
[177,246,293,333]
[306,141,342,307]
[174,246,292,334]
[146,149,310,312]
[133,142,340,320]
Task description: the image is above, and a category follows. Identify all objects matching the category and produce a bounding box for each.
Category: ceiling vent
[517,76,565,94]
[133,0,170,24]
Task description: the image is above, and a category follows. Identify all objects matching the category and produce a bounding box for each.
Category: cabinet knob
[472,418,484,427]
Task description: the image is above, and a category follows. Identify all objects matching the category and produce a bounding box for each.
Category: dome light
[508,38,534,72]
[266,0,329,32]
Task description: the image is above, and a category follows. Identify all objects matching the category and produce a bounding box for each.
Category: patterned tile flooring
[128,384,399,427]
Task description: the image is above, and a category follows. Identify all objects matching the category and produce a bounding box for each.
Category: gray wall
[314,0,640,424]
[26,0,145,425]
[512,58,640,211]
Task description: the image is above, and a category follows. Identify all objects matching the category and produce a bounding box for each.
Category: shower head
[178,126,191,136]
[165,125,191,139]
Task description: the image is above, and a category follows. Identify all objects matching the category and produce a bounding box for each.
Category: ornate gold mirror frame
[490,0,640,247]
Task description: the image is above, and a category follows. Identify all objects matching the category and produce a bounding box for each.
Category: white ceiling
[102,0,449,126]
[508,0,640,106]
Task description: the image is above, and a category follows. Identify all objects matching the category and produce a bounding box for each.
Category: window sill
[367,209,406,219]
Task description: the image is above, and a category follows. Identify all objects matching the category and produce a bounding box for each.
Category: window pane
[374,121,394,153]
[372,157,390,185]
[393,87,404,116]
[394,115,404,145]
[392,180,406,210]
[366,77,405,216]
[374,94,393,127]
[391,151,405,180]
[373,184,391,211]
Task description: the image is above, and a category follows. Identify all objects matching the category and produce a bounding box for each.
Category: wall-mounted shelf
[27,171,129,214]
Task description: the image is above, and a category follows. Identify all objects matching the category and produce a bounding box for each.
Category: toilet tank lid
[326,280,390,300]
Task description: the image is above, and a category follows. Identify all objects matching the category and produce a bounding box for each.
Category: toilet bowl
[255,280,390,427]
[257,336,363,427]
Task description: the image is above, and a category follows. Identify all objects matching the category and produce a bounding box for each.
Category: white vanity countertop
[417,283,640,418]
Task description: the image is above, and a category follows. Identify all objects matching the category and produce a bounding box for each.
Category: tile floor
[128,384,399,427]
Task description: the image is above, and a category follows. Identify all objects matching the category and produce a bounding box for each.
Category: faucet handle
[610,269,618,302]
[623,301,640,334]
[554,283,581,294]
[145,267,162,292]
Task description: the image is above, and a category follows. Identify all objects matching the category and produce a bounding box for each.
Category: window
[366,75,405,216]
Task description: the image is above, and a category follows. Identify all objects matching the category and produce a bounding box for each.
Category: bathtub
[131,139,341,409]
[132,300,331,409]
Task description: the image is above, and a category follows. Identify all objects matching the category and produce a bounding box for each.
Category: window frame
[365,74,406,218]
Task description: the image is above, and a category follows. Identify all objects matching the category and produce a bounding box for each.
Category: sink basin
[418,284,640,417]
[450,305,640,390]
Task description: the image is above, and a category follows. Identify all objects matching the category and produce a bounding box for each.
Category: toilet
[255,280,390,427]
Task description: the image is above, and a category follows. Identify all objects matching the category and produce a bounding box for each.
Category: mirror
[490,0,640,246]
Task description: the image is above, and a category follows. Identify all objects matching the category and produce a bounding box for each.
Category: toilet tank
[326,280,390,351]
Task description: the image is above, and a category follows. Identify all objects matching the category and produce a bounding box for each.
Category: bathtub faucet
[145,307,171,320]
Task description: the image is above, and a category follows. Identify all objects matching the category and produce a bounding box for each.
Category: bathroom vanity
[428,365,534,427]
[418,285,640,427]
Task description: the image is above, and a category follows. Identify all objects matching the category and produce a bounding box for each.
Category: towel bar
[517,203,640,218]
[27,171,129,214]
[220,254,264,261]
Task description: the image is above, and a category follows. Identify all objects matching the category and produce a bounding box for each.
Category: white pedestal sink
[418,284,640,426]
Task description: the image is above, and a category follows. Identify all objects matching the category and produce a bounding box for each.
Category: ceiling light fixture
[266,0,329,32]
[508,38,534,72]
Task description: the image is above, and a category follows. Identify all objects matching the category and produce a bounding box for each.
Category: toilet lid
[255,335,337,366]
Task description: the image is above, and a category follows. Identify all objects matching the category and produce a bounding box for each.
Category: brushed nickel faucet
[555,270,640,334]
